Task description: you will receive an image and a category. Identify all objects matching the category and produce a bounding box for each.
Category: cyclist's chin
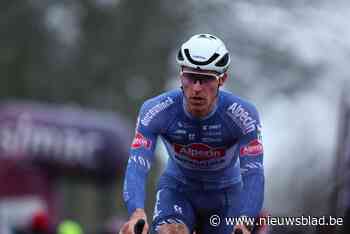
[188,103,210,117]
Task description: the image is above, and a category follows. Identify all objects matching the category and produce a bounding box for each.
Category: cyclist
[120,34,265,234]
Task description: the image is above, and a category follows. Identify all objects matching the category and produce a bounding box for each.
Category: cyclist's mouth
[189,97,206,105]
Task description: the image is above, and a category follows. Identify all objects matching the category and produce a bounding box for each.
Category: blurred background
[1,0,350,233]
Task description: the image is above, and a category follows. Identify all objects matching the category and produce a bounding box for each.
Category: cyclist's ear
[219,73,228,86]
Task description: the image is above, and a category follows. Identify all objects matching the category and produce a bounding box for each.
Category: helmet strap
[181,86,186,98]
[216,84,220,97]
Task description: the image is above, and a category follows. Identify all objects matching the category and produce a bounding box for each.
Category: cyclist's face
[180,67,227,118]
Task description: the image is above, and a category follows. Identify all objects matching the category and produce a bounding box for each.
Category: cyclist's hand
[119,209,149,234]
[232,223,251,234]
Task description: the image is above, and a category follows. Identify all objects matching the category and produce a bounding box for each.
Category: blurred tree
[0,0,190,232]
[0,0,50,100]
[0,0,190,119]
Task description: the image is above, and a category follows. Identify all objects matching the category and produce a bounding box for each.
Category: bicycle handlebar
[133,219,247,234]
[134,219,146,234]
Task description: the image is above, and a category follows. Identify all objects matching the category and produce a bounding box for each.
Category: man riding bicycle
[120,34,265,234]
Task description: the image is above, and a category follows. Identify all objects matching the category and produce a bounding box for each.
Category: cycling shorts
[151,174,243,234]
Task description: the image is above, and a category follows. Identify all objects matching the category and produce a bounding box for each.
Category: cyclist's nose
[192,80,203,91]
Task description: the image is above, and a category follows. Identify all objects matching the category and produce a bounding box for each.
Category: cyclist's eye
[181,72,217,85]
[199,79,213,84]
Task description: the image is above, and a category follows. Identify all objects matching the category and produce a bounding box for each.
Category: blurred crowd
[9,210,127,234]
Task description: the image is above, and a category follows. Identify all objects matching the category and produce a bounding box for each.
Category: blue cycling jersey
[123,89,264,218]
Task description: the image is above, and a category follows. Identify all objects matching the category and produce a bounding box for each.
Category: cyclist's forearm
[130,208,147,220]
[240,170,264,217]
[123,158,149,215]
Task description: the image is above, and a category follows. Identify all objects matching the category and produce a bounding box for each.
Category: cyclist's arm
[123,104,159,215]
[237,107,264,219]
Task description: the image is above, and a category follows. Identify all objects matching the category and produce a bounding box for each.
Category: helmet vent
[184,49,219,66]
[198,34,217,40]
[177,49,184,61]
[215,53,229,67]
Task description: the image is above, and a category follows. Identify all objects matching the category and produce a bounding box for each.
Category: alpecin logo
[131,132,152,149]
[227,102,256,134]
[173,143,225,161]
[240,139,263,156]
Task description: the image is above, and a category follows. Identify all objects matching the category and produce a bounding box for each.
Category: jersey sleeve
[236,104,265,218]
[122,101,159,215]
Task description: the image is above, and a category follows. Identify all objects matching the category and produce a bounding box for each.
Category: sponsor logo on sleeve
[129,154,151,171]
[240,139,263,156]
[131,132,152,149]
[227,102,257,134]
[141,97,174,126]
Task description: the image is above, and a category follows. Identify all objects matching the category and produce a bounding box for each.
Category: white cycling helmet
[177,34,230,74]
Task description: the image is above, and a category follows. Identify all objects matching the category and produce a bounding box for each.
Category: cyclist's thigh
[195,185,242,234]
[151,187,196,233]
